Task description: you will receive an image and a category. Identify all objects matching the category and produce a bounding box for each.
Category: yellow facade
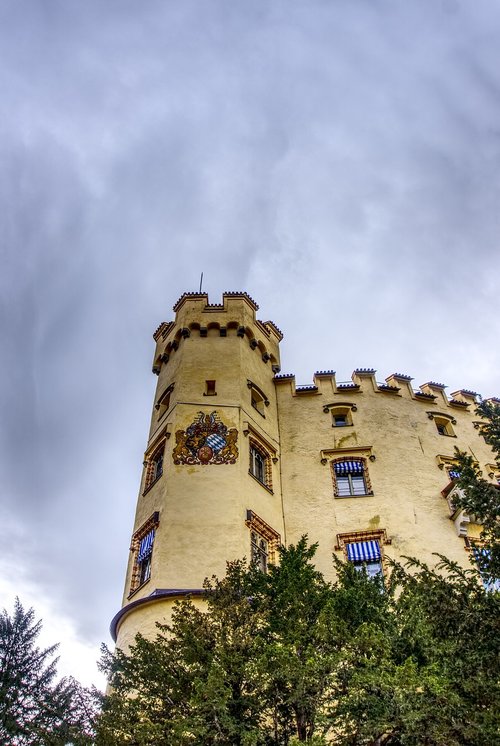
[111,292,499,649]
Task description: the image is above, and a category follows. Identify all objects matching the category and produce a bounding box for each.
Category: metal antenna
[199,272,204,293]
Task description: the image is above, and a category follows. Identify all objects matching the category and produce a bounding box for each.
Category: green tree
[330,556,500,745]
[98,541,500,745]
[0,597,97,745]
[453,398,500,582]
[98,541,336,745]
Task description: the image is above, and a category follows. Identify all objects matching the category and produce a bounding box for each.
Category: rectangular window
[137,529,155,585]
[144,445,164,492]
[129,512,159,596]
[205,380,216,396]
[246,510,280,572]
[247,380,268,416]
[251,531,269,573]
[334,460,368,497]
[250,445,266,485]
[347,540,382,578]
[155,383,174,419]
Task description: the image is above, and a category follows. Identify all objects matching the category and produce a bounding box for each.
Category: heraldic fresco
[172,411,239,465]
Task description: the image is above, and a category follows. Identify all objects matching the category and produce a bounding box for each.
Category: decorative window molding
[129,511,159,597]
[335,528,391,551]
[436,454,480,476]
[320,445,374,466]
[245,509,281,572]
[442,485,482,537]
[435,455,461,482]
[242,422,278,462]
[323,402,357,426]
[427,411,456,437]
[436,454,460,470]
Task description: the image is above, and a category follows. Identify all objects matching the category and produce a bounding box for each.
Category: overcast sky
[1,0,500,687]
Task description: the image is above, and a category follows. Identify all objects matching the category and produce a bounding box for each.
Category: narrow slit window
[205,380,217,396]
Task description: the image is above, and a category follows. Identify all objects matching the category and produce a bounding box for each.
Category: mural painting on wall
[172,411,239,465]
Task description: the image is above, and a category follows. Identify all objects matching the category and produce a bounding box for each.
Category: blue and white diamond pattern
[206,433,226,453]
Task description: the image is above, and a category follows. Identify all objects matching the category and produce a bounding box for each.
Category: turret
[111,292,284,649]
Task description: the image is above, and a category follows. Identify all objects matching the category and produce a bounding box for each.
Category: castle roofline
[172,291,259,313]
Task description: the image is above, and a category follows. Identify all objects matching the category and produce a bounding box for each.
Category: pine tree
[0,598,96,745]
[454,398,500,582]
[98,539,500,745]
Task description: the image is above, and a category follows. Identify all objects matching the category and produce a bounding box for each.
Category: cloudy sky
[1,0,500,687]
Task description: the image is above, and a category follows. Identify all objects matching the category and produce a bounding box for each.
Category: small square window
[204,380,217,396]
[433,416,455,437]
[330,405,354,427]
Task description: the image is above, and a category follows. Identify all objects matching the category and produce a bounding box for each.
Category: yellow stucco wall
[113,292,497,648]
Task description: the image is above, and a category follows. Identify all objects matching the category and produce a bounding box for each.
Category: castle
[110,292,499,649]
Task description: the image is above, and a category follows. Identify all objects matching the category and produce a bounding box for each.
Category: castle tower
[111,292,500,649]
[111,292,284,650]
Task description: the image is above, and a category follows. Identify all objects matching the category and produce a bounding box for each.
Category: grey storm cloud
[1,0,500,664]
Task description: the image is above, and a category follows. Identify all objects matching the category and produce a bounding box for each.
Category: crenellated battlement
[273,368,495,410]
[151,292,282,376]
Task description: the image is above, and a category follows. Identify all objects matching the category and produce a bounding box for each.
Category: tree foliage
[0,597,97,745]
[453,398,500,581]
[98,539,500,745]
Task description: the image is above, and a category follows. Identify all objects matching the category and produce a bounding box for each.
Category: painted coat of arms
[172,411,239,465]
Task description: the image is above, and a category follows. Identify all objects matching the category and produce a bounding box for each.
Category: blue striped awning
[334,460,364,475]
[347,540,381,562]
[449,470,461,480]
[138,529,155,563]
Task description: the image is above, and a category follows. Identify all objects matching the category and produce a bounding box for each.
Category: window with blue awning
[346,540,381,562]
[334,459,368,496]
[138,529,155,563]
[334,460,364,475]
